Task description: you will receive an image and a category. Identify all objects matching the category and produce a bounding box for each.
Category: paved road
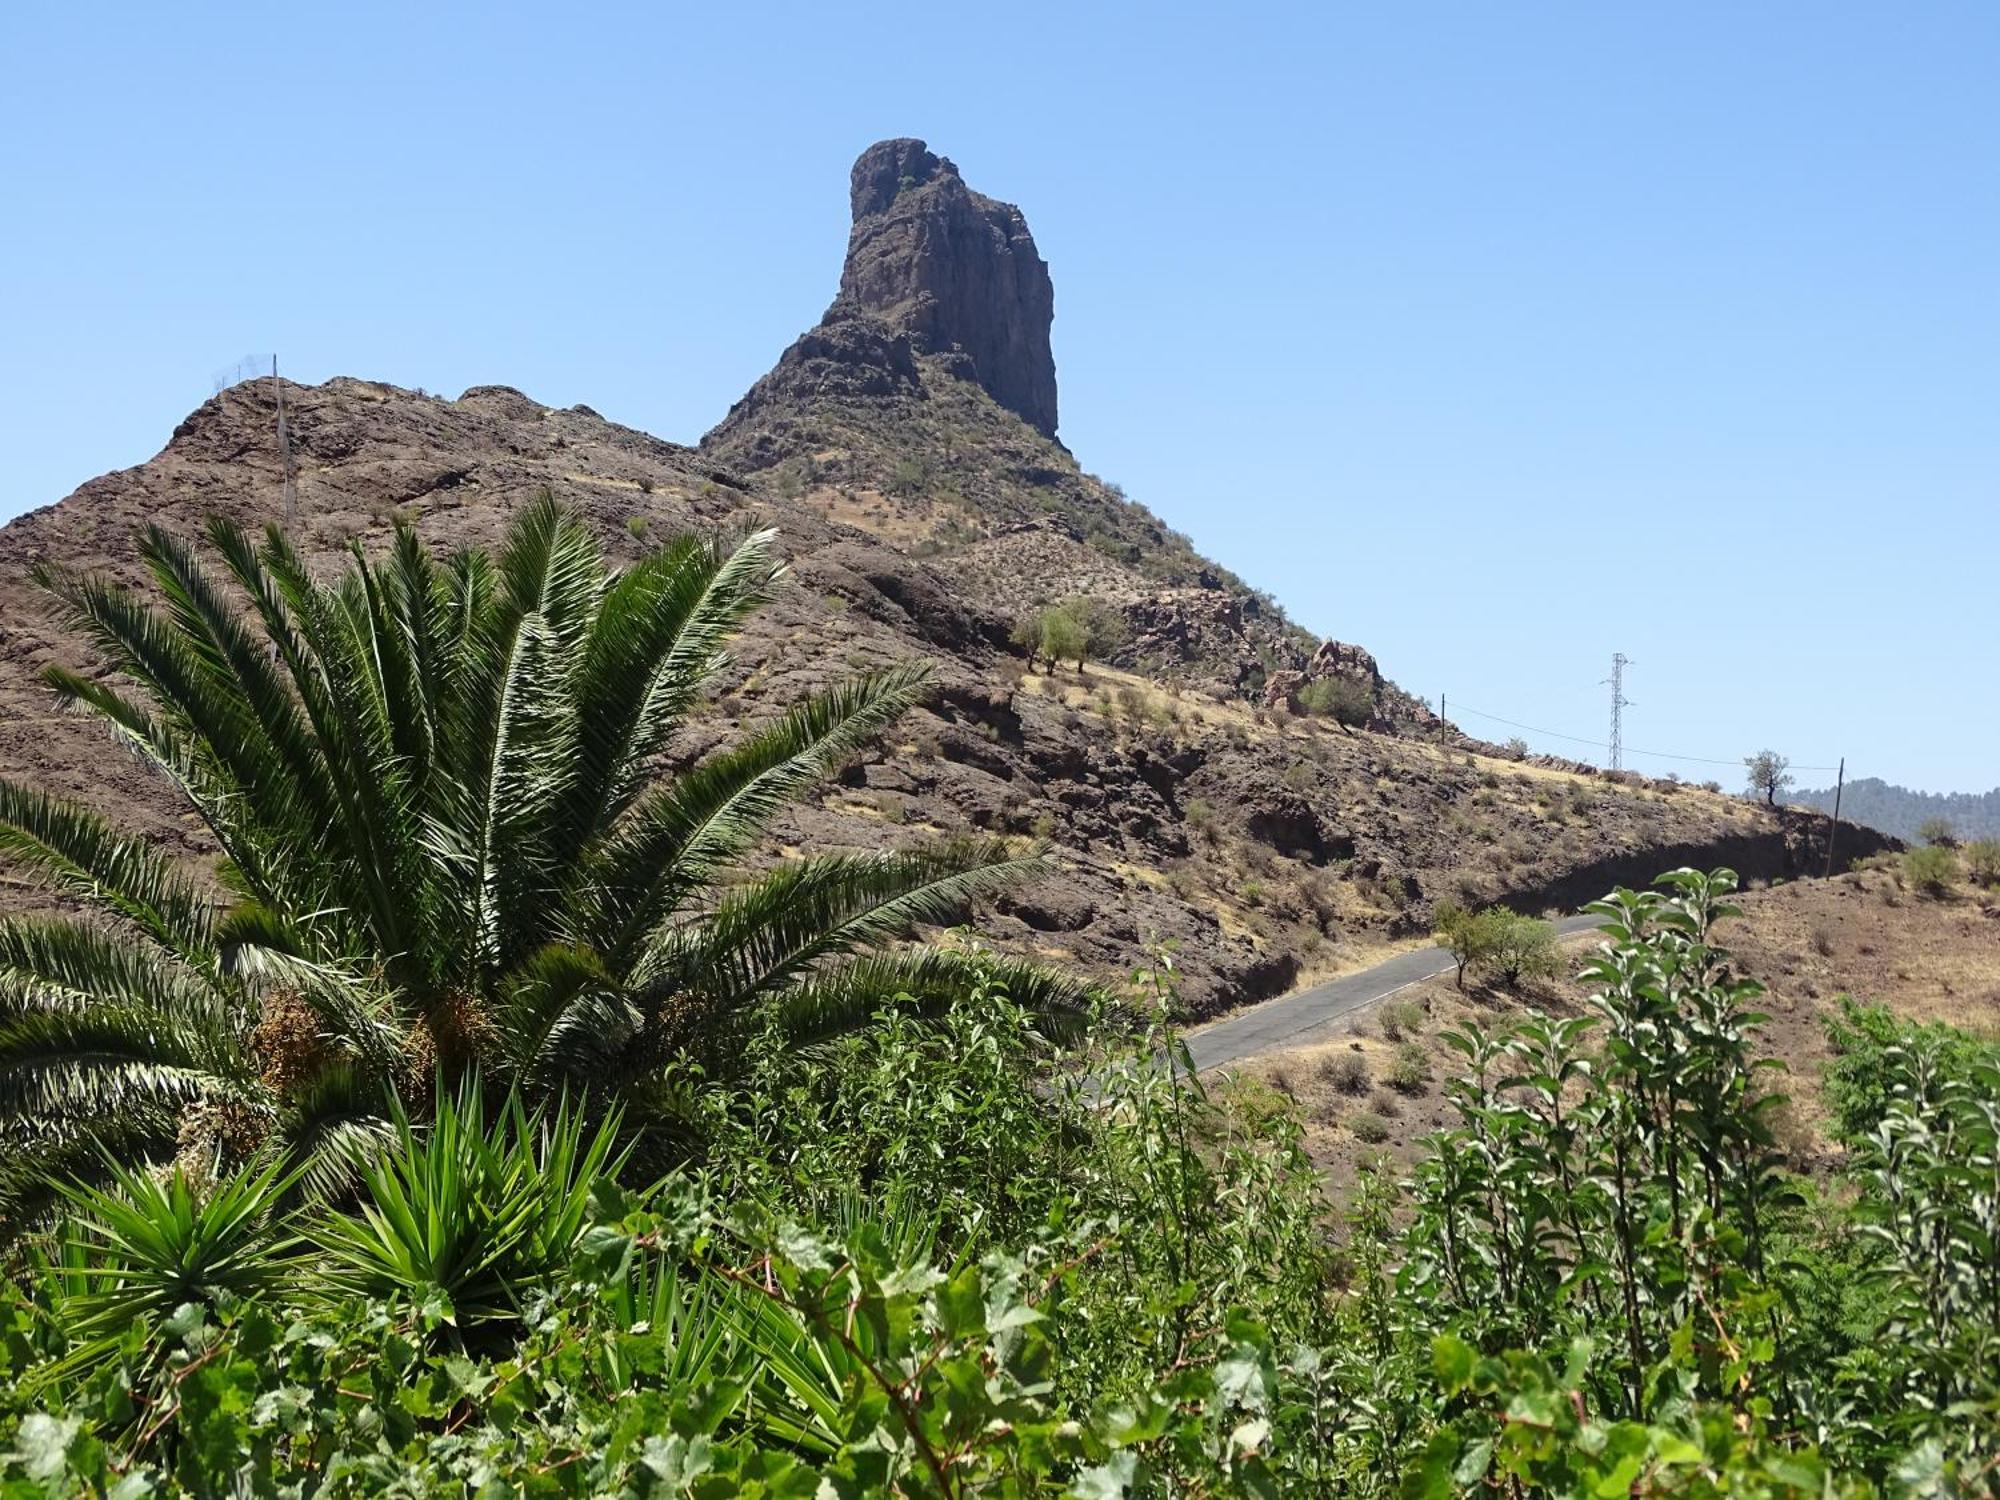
[1183,913,1606,1073]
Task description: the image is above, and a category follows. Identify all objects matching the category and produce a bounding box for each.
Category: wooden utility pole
[1824,756,1846,878]
[1438,693,1446,746]
[272,356,298,527]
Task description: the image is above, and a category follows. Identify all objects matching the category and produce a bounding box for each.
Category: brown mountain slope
[0,141,1888,1017]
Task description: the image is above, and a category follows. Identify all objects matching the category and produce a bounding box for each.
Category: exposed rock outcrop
[708,139,1058,447]
[836,139,1058,437]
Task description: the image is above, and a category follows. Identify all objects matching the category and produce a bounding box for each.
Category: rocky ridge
[0,142,1890,1017]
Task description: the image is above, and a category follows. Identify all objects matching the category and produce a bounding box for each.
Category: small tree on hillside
[1062,596,1128,666]
[1014,598,1123,674]
[1919,816,1958,848]
[1743,749,1793,807]
[1298,675,1373,730]
[1435,902,1504,989]
[1491,913,1560,988]
[1012,605,1088,673]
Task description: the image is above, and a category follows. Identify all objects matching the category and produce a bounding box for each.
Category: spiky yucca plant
[0,496,1076,1224]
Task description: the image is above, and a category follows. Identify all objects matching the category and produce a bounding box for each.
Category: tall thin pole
[1824,756,1846,878]
[1602,653,1632,770]
[272,356,297,528]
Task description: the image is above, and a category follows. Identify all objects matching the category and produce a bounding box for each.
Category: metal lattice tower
[1602,653,1632,770]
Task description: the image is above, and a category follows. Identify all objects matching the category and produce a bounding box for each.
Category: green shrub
[1823,996,2000,1138]
[1386,1041,1431,1094]
[1964,837,2000,886]
[1378,997,1424,1042]
[1903,843,1958,896]
[1436,904,1560,988]
[1297,674,1372,727]
[1919,816,1957,847]
[1349,1109,1392,1143]
[1490,912,1559,986]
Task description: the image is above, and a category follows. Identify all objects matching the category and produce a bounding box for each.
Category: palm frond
[0,1006,251,1125]
[254,528,435,983]
[219,936,405,1071]
[0,1115,179,1243]
[141,522,337,839]
[562,528,784,847]
[491,942,641,1088]
[593,663,933,960]
[272,1061,400,1203]
[644,840,1049,1015]
[0,779,217,963]
[0,914,224,1022]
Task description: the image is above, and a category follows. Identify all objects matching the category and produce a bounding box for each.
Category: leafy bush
[1965,837,2000,886]
[1378,997,1424,1041]
[1489,911,1559,986]
[1386,1042,1431,1094]
[1918,815,1957,847]
[1435,903,1555,989]
[1012,596,1126,673]
[1822,996,2000,1138]
[1349,1110,1391,1144]
[1297,674,1373,729]
[1902,843,1958,896]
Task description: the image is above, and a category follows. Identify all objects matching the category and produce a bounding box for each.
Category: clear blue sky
[6,2,1995,792]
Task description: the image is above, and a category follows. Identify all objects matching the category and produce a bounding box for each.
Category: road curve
[1184,913,1606,1074]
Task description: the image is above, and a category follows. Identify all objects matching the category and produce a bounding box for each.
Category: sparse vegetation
[1348,1108,1391,1143]
[1320,1049,1370,1095]
[1377,996,1424,1041]
[1386,1040,1430,1093]
[1297,673,1372,728]
[1919,815,1957,847]
[1902,842,1958,897]
[1744,747,1794,807]
[1966,837,2000,886]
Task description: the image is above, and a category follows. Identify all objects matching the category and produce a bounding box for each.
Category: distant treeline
[1796,775,2000,842]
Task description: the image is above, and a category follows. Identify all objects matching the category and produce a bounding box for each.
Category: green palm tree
[0,496,1078,1222]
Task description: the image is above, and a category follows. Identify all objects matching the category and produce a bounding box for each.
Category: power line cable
[1445,701,1841,773]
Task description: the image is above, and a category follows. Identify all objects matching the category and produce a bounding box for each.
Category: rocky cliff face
[836,139,1059,438]
[708,139,1060,451]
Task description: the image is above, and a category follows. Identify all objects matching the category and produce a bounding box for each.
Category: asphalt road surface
[1183,913,1606,1073]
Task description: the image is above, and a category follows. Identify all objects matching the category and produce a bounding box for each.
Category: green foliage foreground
[2,869,1997,1495]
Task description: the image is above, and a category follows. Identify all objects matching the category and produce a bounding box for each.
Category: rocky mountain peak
[830,139,1059,437]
